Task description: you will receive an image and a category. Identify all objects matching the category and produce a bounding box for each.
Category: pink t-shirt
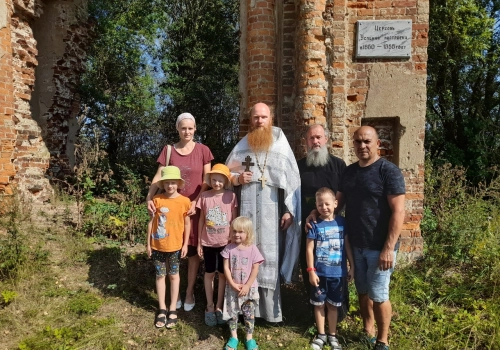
[196,190,238,248]
[157,143,214,246]
[221,243,264,287]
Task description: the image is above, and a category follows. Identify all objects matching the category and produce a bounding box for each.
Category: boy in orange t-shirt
[147,166,191,329]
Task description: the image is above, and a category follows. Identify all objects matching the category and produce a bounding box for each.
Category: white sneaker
[176,299,182,310]
[183,295,195,311]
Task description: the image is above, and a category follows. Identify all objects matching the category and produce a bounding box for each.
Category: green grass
[1,164,500,349]
[3,218,498,350]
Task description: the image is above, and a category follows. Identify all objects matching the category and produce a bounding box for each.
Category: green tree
[77,0,240,196]
[426,0,500,183]
[158,0,240,163]
[79,0,165,185]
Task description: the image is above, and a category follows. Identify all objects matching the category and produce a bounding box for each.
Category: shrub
[390,162,500,348]
[0,290,17,305]
[68,291,103,315]
[0,195,48,281]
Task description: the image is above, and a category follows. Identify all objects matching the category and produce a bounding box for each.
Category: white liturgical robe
[226,127,301,322]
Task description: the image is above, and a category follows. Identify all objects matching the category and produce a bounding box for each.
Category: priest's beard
[248,125,273,152]
[306,145,330,167]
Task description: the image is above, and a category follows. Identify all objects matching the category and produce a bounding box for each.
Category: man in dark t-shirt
[337,126,405,350]
[297,124,346,294]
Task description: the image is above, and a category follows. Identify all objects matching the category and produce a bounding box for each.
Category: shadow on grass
[87,246,157,310]
[86,247,366,347]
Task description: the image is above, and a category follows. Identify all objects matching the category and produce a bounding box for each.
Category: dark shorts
[152,250,180,276]
[202,246,225,273]
[186,245,198,258]
[310,276,344,307]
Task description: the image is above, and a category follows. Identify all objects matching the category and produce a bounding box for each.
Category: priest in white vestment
[226,102,301,322]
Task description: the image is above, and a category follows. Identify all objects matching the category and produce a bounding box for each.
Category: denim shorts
[353,248,397,303]
[309,276,343,307]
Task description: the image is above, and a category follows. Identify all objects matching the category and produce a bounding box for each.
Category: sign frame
[356,20,412,59]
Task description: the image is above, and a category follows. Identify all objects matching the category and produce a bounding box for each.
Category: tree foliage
[427,0,500,183]
[158,0,240,162]
[78,0,240,195]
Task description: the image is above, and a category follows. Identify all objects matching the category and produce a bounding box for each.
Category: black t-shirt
[297,155,346,222]
[338,158,405,250]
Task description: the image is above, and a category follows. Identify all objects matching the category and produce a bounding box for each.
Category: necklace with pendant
[254,151,269,188]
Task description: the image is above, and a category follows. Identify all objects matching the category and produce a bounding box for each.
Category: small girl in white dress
[221,216,264,350]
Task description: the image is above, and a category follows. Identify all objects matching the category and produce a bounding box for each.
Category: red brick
[393,0,417,7]
[348,3,368,8]
[372,1,392,8]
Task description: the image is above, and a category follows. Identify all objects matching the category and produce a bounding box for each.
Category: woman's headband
[176,113,196,128]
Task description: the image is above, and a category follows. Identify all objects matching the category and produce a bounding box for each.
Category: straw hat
[159,166,185,189]
[204,164,231,189]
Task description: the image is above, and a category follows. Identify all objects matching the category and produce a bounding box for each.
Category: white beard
[306,145,330,167]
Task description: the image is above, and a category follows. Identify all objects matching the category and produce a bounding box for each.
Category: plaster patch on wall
[365,63,426,171]
[0,0,7,29]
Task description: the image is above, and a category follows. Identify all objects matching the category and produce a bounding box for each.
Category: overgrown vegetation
[427,0,500,182]
[388,162,500,349]
[1,164,499,349]
[78,0,239,198]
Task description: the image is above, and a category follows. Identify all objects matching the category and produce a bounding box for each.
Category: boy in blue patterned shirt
[306,187,354,350]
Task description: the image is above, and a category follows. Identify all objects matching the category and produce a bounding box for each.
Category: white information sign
[356,20,412,58]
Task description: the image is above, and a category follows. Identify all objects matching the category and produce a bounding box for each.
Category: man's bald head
[353,125,380,166]
[353,126,379,140]
[250,102,271,118]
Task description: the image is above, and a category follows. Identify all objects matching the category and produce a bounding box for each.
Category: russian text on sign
[356,20,412,58]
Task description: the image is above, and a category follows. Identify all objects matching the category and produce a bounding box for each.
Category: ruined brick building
[0,0,426,259]
[239,0,427,259]
[0,0,90,202]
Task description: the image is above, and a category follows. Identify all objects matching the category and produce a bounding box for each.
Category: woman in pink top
[147,113,214,311]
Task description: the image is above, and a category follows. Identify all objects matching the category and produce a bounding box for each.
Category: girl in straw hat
[196,164,238,326]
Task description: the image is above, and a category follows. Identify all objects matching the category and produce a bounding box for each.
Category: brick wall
[241,0,428,259]
[294,0,328,155]
[0,0,16,196]
[10,2,51,199]
[241,0,277,137]
[41,20,93,178]
[0,0,92,202]
[277,0,296,143]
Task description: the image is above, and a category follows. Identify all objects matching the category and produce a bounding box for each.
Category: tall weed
[74,133,150,242]
[391,162,500,348]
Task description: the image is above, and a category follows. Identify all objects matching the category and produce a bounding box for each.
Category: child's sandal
[245,338,259,350]
[224,337,239,350]
[154,309,167,328]
[204,310,217,326]
[215,309,226,325]
[327,335,342,350]
[165,310,178,329]
[311,334,327,350]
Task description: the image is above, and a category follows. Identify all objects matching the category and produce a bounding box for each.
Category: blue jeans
[353,248,397,303]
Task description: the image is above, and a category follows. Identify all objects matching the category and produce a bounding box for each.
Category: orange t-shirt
[150,194,191,252]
